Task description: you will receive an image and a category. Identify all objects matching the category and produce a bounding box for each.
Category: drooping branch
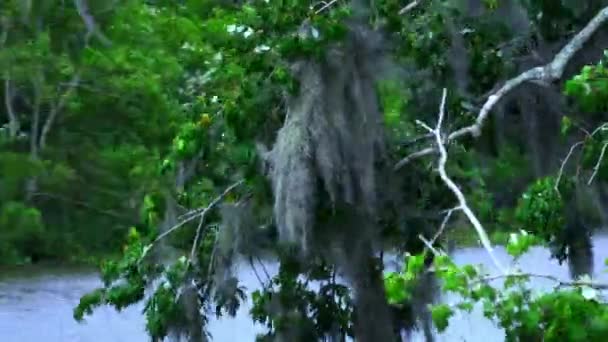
[395,6,608,170]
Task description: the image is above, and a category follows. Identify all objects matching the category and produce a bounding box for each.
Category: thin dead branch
[313,0,340,14]
[419,88,507,274]
[481,273,608,291]
[140,180,244,262]
[555,122,608,191]
[588,141,608,185]
[399,1,421,15]
[555,141,585,193]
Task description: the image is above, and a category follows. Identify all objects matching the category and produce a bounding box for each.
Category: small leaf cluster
[251,255,354,341]
[564,51,608,114]
[514,176,569,246]
[386,233,608,341]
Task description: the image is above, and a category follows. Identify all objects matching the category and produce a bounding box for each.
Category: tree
[2,0,608,341]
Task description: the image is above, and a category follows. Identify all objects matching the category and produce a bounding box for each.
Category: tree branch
[189,180,246,264]
[73,0,112,47]
[555,122,608,191]
[142,180,244,260]
[399,1,421,15]
[39,73,81,149]
[313,0,340,14]
[481,273,608,291]
[3,76,20,138]
[394,6,608,170]
[420,88,507,274]
[555,141,584,193]
[588,141,608,185]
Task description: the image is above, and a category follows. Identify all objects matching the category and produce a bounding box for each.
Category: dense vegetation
[1,0,608,341]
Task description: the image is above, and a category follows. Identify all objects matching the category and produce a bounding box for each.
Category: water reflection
[1,234,607,342]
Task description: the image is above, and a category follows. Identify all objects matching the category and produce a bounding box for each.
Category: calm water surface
[2,234,608,342]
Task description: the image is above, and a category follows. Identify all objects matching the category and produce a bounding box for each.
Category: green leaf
[431,304,454,332]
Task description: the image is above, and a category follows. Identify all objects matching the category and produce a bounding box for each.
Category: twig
[481,273,608,290]
[143,180,244,260]
[555,122,608,191]
[398,1,421,15]
[399,132,434,147]
[433,206,459,244]
[555,141,584,193]
[189,214,208,266]
[394,6,608,170]
[591,123,608,137]
[421,88,507,274]
[313,0,339,14]
[588,141,608,185]
[188,179,245,263]
[255,255,272,283]
[419,234,442,256]
[394,147,435,170]
[417,206,460,255]
[248,257,266,288]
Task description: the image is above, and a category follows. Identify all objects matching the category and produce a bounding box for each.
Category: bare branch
[399,1,421,15]
[434,206,459,244]
[591,123,608,137]
[555,122,608,191]
[39,73,81,149]
[418,234,443,256]
[399,132,434,148]
[588,141,608,185]
[422,88,507,274]
[189,213,208,266]
[140,180,244,265]
[394,6,608,170]
[157,180,244,250]
[73,0,112,47]
[393,147,435,170]
[481,273,608,291]
[313,0,339,14]
[248,257,267,288]
[3,76,20,138]
[555,141,584,193]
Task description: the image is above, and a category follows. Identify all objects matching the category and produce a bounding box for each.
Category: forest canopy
[1,0,608,341]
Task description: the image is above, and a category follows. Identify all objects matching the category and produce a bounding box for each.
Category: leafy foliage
[1,0,608,341]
